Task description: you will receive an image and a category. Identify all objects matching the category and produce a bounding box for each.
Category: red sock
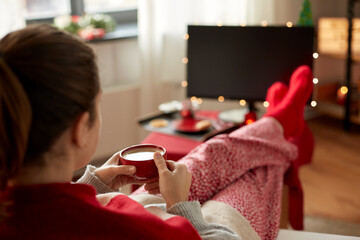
[266,82,288,112]
[288,124,314,166]
[264,65,313,138]
[285,124,314,230]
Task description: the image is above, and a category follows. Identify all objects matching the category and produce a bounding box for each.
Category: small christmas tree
[297,0,314,26]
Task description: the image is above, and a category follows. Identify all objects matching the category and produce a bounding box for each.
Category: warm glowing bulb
[286,22,293,27]
[340,86,348,94]
[263,101,270,108]
[240,22,246,27]
[261,20,268,27]
[181,80,188,87]
[182,57,188,64]
[197,98,203,104]
[217,21,223,27]
[183,33,189,40]
[311,101,317,107]
[313,78,319,84]
[218,96,225,102]
[246,119,255,125]
[190,96,197,102]
[239,99,246,106]
[313,52,319,59]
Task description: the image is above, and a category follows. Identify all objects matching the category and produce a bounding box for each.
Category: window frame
[25,0,138,38]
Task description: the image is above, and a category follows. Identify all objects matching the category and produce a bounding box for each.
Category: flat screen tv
[186,25,314,106]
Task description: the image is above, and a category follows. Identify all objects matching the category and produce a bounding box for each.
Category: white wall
[88,39,142,162]
[89,39,140,87]
[95,84,141,160]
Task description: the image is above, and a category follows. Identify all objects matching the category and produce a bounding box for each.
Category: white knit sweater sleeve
[168,201,241,240]
[76,165,115,194]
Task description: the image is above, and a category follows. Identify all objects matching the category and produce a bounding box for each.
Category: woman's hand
[94,152,146,190]
[148,152,192,209]
[145,206,176,221]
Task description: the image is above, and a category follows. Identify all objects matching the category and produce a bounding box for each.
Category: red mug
[119,144,167,179]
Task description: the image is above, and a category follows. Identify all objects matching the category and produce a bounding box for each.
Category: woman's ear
[72,112,91,148]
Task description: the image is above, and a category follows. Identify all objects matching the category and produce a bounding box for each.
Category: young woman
[0,24,313,240]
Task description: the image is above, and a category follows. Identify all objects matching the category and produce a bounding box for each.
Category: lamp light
[239,99,246,106]
[336,86,348,105]
[181,80,188,87]
[340,86,348,94]
[263,101,270,108]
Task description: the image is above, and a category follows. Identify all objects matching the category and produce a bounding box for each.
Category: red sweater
[0,183,201,240]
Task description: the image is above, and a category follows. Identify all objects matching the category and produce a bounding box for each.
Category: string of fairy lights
[180,21,350,110]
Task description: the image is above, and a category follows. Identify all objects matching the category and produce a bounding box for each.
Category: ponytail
[0,53,32,220]
[0,24,99,221]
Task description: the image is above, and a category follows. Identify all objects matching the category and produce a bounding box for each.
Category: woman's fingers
[148,189,161,195]
[107,165,136,176]
[165,160,176,171]
[144,181,159,191]
[153,152,168,173]
[94,165,136,185]
[101,151,121,166]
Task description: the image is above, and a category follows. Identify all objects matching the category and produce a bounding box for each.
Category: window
[25,0,138,27]
[25,0,70,20]
[84,0,137,13]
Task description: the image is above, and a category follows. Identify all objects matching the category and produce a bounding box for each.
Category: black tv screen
[186,25,314,102]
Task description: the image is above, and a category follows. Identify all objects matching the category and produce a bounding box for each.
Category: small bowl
[119,144,167,179]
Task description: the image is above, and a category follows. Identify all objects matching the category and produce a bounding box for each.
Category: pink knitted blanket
[135,118,298,239]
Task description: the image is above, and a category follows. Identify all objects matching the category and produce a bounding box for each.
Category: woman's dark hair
[0,24,100,203]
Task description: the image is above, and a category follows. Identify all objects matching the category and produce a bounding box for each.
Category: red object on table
[141,132,201,161]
